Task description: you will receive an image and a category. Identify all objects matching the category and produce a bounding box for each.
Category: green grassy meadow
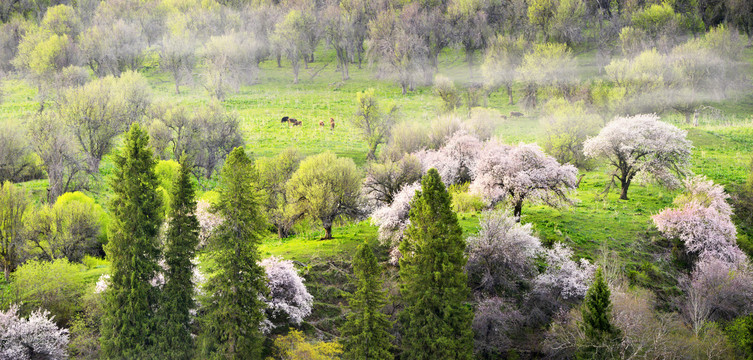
[2,45,752,292]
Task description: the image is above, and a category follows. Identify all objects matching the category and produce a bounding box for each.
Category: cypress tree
[398,168,473,360]
[100,124,163,359]
[199,147,268,359]
[156,157,199,359]
[578,267,620,359]
[341,241,394,360]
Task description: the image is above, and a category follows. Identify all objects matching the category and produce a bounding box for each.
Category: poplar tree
[156,157,199,359]
[100,124,163,359]
[578,267,620,359]
[398,168,473,360]
[341,241,393,360]
[199,147,268,359]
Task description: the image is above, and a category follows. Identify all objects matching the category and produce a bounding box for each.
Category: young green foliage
[100,124,163,359]
[342,241,393,360]
[199,147,268,359]
[399,168,473,360]
[156,158,199,359]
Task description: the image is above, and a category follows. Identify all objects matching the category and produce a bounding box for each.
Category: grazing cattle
[281,116,289,123]
[500,115,508,120]
[329,118,335,131]
[290,119,301,126]
[319,120,325,127]
[510,111,524,117]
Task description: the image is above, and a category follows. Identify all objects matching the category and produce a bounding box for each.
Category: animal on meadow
[510,111,524,117]
[290,119,301,126]
[330,117,335,131]
[500,115,508,120]
[319,120,325,127]
[281,116,289,123]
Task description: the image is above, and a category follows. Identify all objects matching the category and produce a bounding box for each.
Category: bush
[449,184,485,213]
[270,329,342,359]
[10,259,86,326]
[434,75,462,112]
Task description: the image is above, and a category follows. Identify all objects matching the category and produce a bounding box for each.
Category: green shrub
[10,258,86,326]
[449,183,486,213]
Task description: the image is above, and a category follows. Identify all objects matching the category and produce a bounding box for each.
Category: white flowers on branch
[583,114,691,200]
[371,183,420,245]
[0,305,69,360]
[466,210,542,296]
[471,142,578,218]
[653,176,744,265]
[260,256,313,330]
[534,243,596,301]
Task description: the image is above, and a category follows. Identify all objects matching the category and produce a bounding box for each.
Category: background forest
[1,0,753,359]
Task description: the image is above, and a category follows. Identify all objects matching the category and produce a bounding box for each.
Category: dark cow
[329,118,335,131]
[281,116,289,123]
[510,111,524,117]
[290,119,301,126]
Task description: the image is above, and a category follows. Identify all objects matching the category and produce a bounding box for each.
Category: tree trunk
[323,225,332,240]
[619,178,630,200]
[4,266,9,282]
[277,54,281,68]
[401,83,407,95]
[507,84,514,105]
[174,81,181,95]
[693,109,699,127]
[278,226,284,239]
[513,201,523,221]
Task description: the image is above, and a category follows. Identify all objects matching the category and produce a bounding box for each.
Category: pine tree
[398,168,473,360]
[156,157,199,359]
[578,267,620,359]
[100,124,163,359]
[199,147,268,359]
[341,241,394,360]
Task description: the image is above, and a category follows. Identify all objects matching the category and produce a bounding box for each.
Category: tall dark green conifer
[100,124,163,359]
[199,147,268,359]
[156,157,199,359]
[578,267,620,359]
[398,168,473,360]
[342,241,394,360]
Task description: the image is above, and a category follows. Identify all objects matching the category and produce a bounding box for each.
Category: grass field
[2,45,752,283]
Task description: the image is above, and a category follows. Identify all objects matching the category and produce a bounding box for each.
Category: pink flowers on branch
[471,142,578,219]
[652,176,743,265]
[583,114,691,200]
[653,176,753,332]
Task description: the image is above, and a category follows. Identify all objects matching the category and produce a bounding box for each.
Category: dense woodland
[1,0,753,359]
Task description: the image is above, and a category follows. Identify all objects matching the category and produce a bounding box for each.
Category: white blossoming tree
[370,182,421,249]
[0,305,69,360]
[471,142,578,219]
[534,243,596,301]
[653,176,745,265]
[260,256,313,331]
[583,114,692,200]
[466,210,542,296]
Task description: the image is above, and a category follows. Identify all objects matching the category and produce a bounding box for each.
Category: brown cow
[319,120,325,127]
[291,119,301,126]
[329,117,335,131]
